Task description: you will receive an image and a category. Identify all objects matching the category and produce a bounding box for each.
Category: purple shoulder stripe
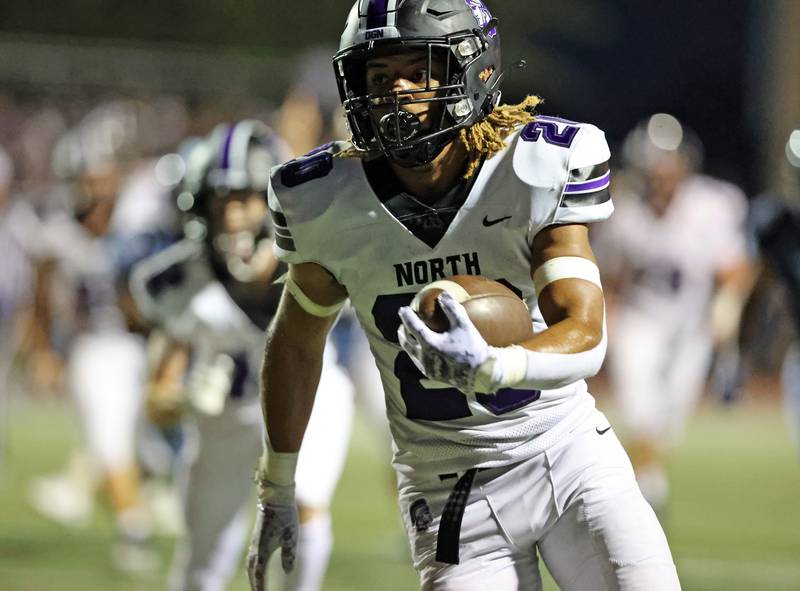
[564,170,610,194]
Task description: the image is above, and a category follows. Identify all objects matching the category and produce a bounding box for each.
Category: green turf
[1,395,798,590]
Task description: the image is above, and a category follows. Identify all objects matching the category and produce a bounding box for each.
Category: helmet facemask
[206,188,275,283]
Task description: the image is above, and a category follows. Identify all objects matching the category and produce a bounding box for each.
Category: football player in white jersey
[26,105,178,573]
[131,121,354,591]
[246,2,680,589]
[596,114,754,513]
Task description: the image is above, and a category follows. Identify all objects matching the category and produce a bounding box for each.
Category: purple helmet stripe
[366,0,390,29]
[220,125,236,170]
[564,170,611,193]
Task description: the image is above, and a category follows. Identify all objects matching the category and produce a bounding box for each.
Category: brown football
[411,275,534,347]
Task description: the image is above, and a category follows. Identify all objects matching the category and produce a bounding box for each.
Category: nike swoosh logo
[596,426,612,435]
[482,215,512,227]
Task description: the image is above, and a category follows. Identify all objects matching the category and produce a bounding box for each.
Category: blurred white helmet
[52,99,188,181]
[622,113,704,173]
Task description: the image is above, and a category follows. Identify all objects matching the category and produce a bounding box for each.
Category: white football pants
[397,408,681,590]
[609,308,711,445]
[68,331,146,470]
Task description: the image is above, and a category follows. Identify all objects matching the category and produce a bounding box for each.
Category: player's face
[366,49,447,130]
[208,189,277,282]
[215,190,267,236]
[646,152,689,205]
[80,166,122,202]
[76,166,122,236]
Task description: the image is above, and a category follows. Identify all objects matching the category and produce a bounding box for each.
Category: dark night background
[0,1,794,194]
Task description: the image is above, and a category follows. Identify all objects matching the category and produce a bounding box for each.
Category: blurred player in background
[131,120,355,591]
[25,101,181,574]
[596,113,755,513]
[276,47,350,157]
[248,1,679,589]
[0,145,36,467]
[747,127,800,455]
[0,146,29,339]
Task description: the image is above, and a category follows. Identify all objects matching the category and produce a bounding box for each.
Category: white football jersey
[268,118,613,476]
[36,210,127,334]
[599,174,748,330]
[30,162,176,337]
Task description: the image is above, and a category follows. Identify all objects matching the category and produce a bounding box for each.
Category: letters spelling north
[394,252,481,287]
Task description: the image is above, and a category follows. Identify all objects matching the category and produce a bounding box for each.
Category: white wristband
[257,443,299,488]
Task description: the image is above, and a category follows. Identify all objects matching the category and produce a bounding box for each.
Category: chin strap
[378,108,459,168]
[387,134,456,168]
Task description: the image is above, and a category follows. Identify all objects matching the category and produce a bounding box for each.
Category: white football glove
[398,292,494,394]
[246,453,299,591]
[187,355,234,416]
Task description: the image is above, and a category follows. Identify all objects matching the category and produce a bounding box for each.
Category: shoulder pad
[512,118,610,187]
[686,174,746,204]
[129,240,212,325]
[268,141,364,264]
[565,121,611,171]
[272,141,350,190]
[512,117,613,226]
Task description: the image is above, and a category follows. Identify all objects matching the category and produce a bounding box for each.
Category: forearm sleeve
[482,320,607,391]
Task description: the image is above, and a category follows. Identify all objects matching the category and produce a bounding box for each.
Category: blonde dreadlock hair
[459,95,541,178]
[335,95,541,179]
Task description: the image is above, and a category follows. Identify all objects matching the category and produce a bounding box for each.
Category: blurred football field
[0,388,798,591]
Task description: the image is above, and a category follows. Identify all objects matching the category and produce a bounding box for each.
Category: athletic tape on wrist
[256,443,299,489]
[285,274,345,317]
[532,256,602,298]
